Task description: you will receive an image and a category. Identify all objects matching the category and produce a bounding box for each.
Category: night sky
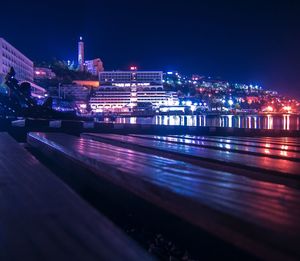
[1,0,300,97]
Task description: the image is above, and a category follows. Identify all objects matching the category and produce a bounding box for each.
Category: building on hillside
[0,38,33,82]
[85,58,104,76]
[89,69,167,112]
[34,67,56,80]
[76,37,104,75]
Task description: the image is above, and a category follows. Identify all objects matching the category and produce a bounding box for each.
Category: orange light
[267,106,273,112]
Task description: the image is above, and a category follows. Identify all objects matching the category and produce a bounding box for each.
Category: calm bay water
[113,114,300,130]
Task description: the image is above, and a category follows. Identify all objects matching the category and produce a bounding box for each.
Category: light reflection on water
[115,114,300,130]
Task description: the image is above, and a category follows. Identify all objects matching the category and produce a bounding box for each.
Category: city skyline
[1,0,300,97]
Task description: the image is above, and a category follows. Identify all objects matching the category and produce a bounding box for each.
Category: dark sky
[1,0,300,97]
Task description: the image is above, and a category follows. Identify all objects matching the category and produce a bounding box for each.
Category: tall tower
[78,36,84,71]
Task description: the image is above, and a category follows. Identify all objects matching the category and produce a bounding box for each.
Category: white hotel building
[90,70,167,112]
[0,38,33,82]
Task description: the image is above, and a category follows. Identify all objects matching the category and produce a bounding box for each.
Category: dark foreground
[1,124,300,260]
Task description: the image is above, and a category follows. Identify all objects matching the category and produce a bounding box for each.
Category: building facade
[89,70,167,112]
[34,67,56,80]
[0,38,33,82]
[85,58,104,76]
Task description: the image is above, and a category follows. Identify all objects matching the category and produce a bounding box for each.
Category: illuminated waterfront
[113,114,300,130]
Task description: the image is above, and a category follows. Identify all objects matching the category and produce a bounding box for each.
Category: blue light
[167,72,173,75]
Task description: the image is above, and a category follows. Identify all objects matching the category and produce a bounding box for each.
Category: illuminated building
[85,58,104,76]
[0,37,33,82]
[78,37,84,71]
[89,70,167,112]
[77,37,104,75]
[34,67,56,80]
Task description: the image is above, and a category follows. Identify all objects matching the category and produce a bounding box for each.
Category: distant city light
[167,72,173,75]
[228,99,234,106]
[130,66,137,71]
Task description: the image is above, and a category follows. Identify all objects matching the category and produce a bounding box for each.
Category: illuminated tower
[78,36,84,71]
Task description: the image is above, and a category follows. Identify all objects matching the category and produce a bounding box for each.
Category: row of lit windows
[95,92,131,94]
[91,102,162,108]
[93,94,131,97]
[91,100,130,104]
[100,85,163,89]
[91,99,165,103]
[92,95,166,98]
[96,90,165,93]
[1,47,32,67]
[100,89,164,91]
[2,62,33,75]
[91,95,167,98]
[91,102,129,105]
[100,72,161,74]
[2,59,33,71]
[100,73,162,81]
[91,99,131,102]
[2,52,32,68]
[94,93,166,98]
[1,64,33,80]
[137,92,166,95]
